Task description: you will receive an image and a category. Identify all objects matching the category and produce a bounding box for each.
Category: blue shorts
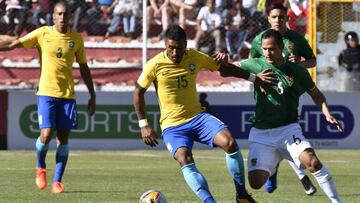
[37,96,77,130]
[162,112,228,158]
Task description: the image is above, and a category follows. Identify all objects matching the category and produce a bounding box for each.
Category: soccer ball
[139,189,167,203]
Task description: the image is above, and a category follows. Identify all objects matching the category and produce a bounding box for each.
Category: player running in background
[221,29,342,203]
[249,3,317,195]
[0,1,96,194]
[250,3,316,69]
[133,24,276,203]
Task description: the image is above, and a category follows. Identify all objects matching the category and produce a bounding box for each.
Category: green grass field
[0,149,359,203]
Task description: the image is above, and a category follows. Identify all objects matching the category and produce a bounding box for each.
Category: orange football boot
[51,182,64,194]
[35,168,47,189]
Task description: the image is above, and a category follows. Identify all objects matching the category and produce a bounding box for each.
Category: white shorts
[247,123,312,176]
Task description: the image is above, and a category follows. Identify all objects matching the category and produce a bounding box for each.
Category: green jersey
[239,58,315,129]
[250,29,314,60]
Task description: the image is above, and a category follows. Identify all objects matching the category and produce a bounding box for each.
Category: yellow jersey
[137,48,219,130]
[19,26,87,99]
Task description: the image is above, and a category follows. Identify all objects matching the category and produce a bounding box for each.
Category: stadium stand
[0,0,248,92]
[3,1,360,92]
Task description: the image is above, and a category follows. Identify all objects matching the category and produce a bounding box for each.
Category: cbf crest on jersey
[69,41,75,48]
[188,64,196,74]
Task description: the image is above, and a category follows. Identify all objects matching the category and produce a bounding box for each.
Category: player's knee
[308,157,322,172]
[174,148,194,166]
[223,136,235,149]
[300,149,322,172]
[40,128,53,144]
[177,156,194,166]
[214,131,237,153]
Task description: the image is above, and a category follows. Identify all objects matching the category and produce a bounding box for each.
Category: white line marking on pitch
[81,152,352,163]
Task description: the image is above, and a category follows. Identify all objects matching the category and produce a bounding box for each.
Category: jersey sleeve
[19,27,43,48]
[197,50,219,71]
[295,33,315,59]
[239,58,262,73]
[137,60,157,89]
[250,34,263,58]
[75,34,87,64]
[296,65,315,91]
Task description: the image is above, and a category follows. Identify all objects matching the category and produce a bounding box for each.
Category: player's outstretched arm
[0,38,23,51]
[218,62,252,79]
[217,63,277,87]
[308,86,343,132]
[212,52,252,79]
[213,52,277,85]
[133,84,158,147]
[79,63,96,116]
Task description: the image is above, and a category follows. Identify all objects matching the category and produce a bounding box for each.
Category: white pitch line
[73,152,353,163]
[0,152,352,172]
[0,158,351,171]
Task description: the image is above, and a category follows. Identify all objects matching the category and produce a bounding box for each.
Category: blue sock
[225,150,248,198]
[181,163,214,202]
[265,172,278,193]
[53,144,69,183]
[35,137,48,169]
[204,197,216,203]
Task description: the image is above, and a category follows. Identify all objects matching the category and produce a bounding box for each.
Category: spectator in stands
[105,0,140,38]
[66,0,86,32]
[1,1,7,22]
[32,0,55,29]
[287,0,309,36]
[0,1,96,194]
[215,0,225,14]
[224,0,252,60]
[237,0,268,43]
[146,0,169,38]
[5,0,32,37]
[166,0,183,18]
[86,0,114,35]
[178,0,199,29]
[242,0,258,16]
[194,0,223,54]
[338,31,360,91]
[162,0,201,36]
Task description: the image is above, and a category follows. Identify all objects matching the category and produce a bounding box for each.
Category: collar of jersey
[52,25,71,35]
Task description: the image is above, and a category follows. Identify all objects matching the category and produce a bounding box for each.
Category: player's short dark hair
[262,29,284,47]
[165,24,187,42]
[266,3,287,16]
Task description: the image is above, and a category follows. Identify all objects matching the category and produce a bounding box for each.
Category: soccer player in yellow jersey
[0,1,96,194]
[134,24,276,203]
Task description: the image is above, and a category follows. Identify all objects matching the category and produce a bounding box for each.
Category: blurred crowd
[0,0,309,59]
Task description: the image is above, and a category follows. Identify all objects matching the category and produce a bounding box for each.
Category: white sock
[288,160,306,180]
[312,166,341,203]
